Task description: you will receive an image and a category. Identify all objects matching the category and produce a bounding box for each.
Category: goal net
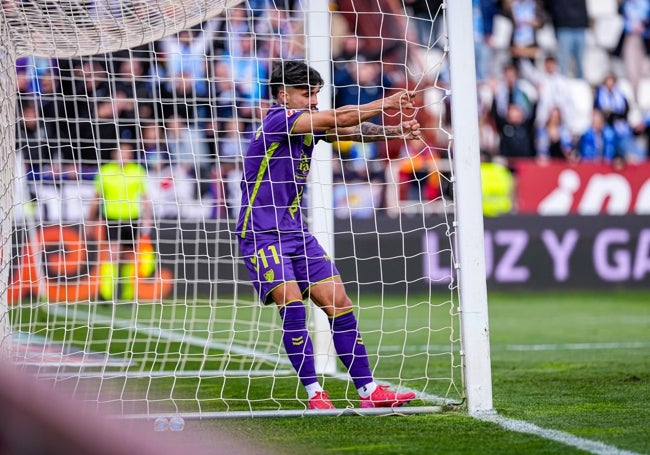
[1,0,490,418]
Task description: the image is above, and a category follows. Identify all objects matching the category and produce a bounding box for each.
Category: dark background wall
[155,215,650,296]
[10,215,650,303]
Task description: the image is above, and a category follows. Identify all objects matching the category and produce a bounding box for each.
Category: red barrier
[9,225,173,304]
[515,160,650,215]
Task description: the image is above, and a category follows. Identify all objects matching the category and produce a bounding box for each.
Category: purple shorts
[238,231,340,305]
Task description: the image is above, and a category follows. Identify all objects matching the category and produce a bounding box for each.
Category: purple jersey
[236,104,322,238]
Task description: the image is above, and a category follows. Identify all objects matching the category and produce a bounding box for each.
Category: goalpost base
[120,405,451,421]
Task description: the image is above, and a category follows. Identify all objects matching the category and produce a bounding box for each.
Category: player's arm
[290,90,415,134]
[87,178,103,221]
[141,192,153,230]
[87,194,101,221]
[324,119,421,143]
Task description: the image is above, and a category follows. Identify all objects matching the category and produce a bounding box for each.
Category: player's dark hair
[269,60,324,100]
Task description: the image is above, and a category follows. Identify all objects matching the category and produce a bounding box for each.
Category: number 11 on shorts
[250,245,280,272]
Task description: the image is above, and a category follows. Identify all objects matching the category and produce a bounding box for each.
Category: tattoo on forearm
[360,122,385,137]
[332,122,404,143]
[359,122,402,140]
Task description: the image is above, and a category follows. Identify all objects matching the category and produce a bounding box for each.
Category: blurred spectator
[157,71,208,124]
[397,141,441,201]
[113,49,155,120]
[490,62,537,122]
[217,7,253,58]
[66,60,136,167]
[17,99,60,223]
[17,99,49,178]
[211,60,238,127]
[336,0,415,85]
[159,21,219,97]
[15,67,36,99]
[163,114,212,197]
[478,104,500,156]
[256,7,305,60]
[207,117,241,217]
[535,106,575,161]
[501,0,546,64]
[613,0,650,94]
[333,140,374,183]
[36,66,68,180]
[333,35,360,65]
[141,122,169,167]
[473,0,499,83]
[16,56,57,96]
[578,108,619,162]
[334,60,393,123]
[205,118,247,219]
[403,0,443,49]
[492,101,536,158]
[144,143,192,221]
[213,118,247,165]
[520,55,577,135]
[223,33,269,120]
[480,152,514,216]
[593,73,645,161]
[543,0,589,78]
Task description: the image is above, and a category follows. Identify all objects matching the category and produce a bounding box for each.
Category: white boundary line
[409,389,644,455]
[474,411,643,455]
[380,342,650,353]
[504,342,650,351]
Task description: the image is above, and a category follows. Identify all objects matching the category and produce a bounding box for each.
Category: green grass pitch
[9,289,650,454]
[216,290,650,455]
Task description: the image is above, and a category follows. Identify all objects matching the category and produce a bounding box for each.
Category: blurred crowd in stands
[13,0,650,222]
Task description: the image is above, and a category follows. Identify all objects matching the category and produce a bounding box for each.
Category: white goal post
[446,0,493,415]
[0,0,492,418]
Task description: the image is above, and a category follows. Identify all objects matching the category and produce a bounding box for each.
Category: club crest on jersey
[286,109,298,116]
[264,269,275,282]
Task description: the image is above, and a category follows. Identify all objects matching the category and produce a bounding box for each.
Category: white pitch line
[404,341,648,454]
[379,342,650,353]
[474,411,643,455]
[505,342,650,351]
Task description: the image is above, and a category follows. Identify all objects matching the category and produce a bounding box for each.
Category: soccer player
[236,60,420,410]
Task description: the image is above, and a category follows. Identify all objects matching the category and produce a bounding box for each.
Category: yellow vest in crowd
[95,162,147,221]
[480,161,514,217]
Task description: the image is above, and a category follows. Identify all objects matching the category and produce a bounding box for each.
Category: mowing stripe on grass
[46,305,452,405]
[475,412,642,455]
[47,305,287,367]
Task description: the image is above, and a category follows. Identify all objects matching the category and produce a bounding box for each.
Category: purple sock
[279,301,318,387]
[329,310,373,389]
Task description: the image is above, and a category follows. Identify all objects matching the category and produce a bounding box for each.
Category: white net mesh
[2,1,463,416]
[4,0,246,58]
